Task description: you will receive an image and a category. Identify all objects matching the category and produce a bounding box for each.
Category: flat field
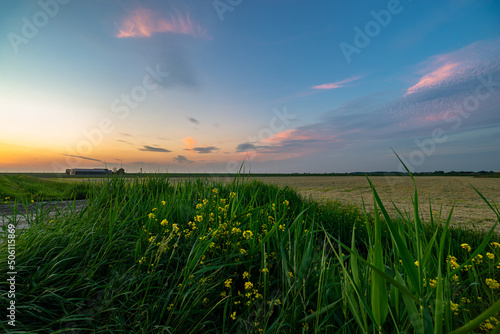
[245,175,500,231]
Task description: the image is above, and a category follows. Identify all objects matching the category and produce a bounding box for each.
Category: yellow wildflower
[491,242,500,249]
[161,201,166,206]
[487,252,495,260]
[244,282,253,290]
[480,317,499,331]
[148,213,155,219]
[450,301,459,315]
[172,224,179,233]
[212,188,218,194]
[161,219,168,226]
[486,278,500,289]
[428,278,438,288]
[243,271,250,279]
[460,243,471,252]
[230,311,236,320]
[224,278,233,288]
[242,230,253,239]
[196,203,203,209]
[447,255,460,269]
[472,254,483,264]
[461,264,473,272]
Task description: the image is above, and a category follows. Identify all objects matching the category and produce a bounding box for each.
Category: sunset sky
[1,0,499,173]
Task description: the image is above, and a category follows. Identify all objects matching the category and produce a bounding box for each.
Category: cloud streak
[192,146,219,154]
[63,154,102,163]
[173,155,194,164]
[116,8,208,39]
[235,128,341,160]
[311,75,363,90]
[236,143,260,153]
[405,62,460,95]
[138,145,172,153]
[188,117,200,124]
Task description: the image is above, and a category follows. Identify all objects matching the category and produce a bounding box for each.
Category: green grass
[1,174,499,333]
[0,175,95,202]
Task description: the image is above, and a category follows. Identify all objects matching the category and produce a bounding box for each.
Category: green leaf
[371,199,388,330]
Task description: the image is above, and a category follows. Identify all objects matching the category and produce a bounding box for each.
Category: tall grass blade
[371,198,388,331]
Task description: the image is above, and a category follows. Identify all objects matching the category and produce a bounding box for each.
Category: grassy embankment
[0,175,93,202]
[1,173,500,333]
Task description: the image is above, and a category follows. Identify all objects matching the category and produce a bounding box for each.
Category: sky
[1,0,499,173]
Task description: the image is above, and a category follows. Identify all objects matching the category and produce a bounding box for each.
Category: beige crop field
[246,175,500,232]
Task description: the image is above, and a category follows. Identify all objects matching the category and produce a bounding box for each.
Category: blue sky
[1,0,499,173]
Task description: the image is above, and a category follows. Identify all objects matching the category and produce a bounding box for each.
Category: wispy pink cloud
[311,75,363,90]
[404,38,500,96]
[405,62,461,95]
[266,128,342,145]
[116,8,208,39]
[263,129,313,144]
